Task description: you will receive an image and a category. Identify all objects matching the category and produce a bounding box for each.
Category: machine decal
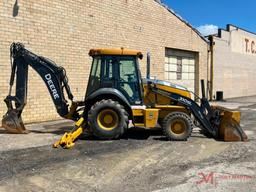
[149,112,154,119]
[45,74,60,99]
[178,97,192,106]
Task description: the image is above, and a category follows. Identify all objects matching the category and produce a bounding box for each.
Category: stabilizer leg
[53,117,85,149]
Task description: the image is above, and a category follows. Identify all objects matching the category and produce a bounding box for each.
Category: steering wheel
[119,77,126,82]
[124,74,135,82]
[124,74,134,78]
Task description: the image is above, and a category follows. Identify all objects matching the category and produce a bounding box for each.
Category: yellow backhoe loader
[2,43,247,149]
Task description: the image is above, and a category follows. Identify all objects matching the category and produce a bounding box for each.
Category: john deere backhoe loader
[2,43,247,148]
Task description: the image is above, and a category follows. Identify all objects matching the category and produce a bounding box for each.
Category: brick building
[210,24,256,99]
[0,0,209,123]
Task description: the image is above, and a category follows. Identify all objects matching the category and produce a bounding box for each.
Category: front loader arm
[150,81,247,141]
[150,86,218,138]
[2,43,84,134]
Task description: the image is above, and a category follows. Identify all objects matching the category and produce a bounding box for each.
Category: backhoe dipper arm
[6,42,75,118]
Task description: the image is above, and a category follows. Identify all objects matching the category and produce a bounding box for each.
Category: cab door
[116,56,142,105]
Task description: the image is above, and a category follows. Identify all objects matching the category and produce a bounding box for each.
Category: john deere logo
[45,74,60,100]
[149,112,154,119]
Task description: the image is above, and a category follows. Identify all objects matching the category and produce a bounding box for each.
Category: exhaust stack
[146,52,150,79]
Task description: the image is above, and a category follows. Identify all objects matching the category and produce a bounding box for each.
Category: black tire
[162,112,193,141]
[88,99,128,139]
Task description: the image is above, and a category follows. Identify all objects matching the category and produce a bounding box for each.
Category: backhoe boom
[2,43,84,133]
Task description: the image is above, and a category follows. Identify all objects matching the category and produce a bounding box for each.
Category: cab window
[87,57,101,95]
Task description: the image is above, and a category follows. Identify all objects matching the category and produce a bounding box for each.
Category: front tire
[88,99,128,139]
[162,112,193,141]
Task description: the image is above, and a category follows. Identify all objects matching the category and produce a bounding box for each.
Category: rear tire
[162,112,193,141]
[88,99,128,139]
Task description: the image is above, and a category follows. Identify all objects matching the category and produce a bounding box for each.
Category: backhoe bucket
[2,110,28,134]
[216,107,247,141]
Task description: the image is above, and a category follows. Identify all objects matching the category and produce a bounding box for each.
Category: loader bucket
[2,110,28,134]
[217,107,247,141]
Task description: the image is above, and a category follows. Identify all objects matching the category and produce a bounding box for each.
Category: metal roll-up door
[165,48,196,94]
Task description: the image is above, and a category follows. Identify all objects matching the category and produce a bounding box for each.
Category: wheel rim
[97,109,119,131]
[169,119,186,135]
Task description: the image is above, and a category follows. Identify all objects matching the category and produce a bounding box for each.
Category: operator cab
[87,48,143,105]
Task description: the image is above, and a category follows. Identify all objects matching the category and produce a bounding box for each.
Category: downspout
[209,35,214,101]
[206,43,210,99]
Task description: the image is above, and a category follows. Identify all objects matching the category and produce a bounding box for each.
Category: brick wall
[0,0,208,123]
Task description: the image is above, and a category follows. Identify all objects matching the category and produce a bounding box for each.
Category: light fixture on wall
[13,0,19,17]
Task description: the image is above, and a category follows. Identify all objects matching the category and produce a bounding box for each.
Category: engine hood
[143,78,189,92]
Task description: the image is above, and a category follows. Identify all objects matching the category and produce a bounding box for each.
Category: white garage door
[165,49,196,94]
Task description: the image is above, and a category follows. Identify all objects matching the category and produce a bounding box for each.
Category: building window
[177,57,182,80]
[165,56,195,81]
